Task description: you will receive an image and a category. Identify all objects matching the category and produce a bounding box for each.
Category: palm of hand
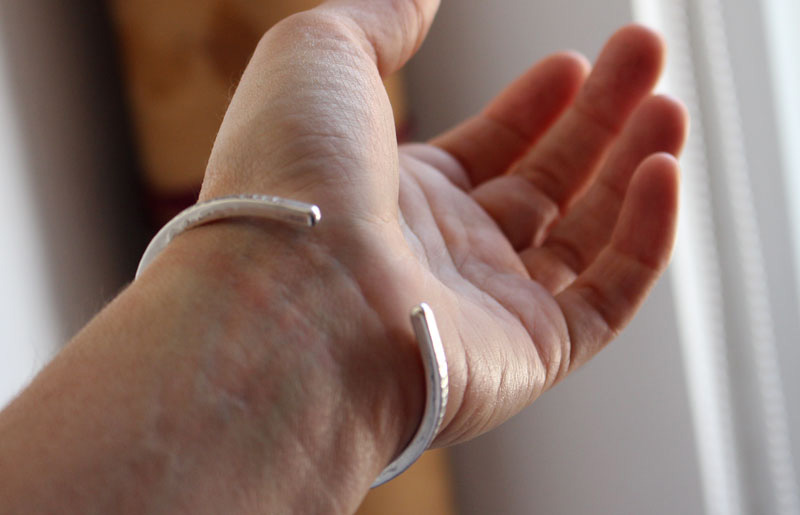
[202,12,686,446]
[394,147,567,445]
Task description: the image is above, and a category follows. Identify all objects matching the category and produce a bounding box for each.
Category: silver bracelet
[134,194,448,488]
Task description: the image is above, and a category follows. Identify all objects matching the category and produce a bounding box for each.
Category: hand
[0,1,688,513]
[200,0,686,448]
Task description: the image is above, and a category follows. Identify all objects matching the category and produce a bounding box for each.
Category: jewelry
[373,301,448,487]
[134,194,448,487]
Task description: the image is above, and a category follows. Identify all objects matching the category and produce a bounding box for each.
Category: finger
[554,153,679,373]
[316,0,440,76]
[515,24,665,208]
[470,25,665,249]
[521,95,688,292]
[431,52,589,188]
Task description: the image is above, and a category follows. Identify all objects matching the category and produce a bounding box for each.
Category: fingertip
[536,51,591,101]
[549,50,591,78]
[634,95,690,156]
[658,94,691,154]
[314,0,441,76]
[642,151,681,182]
[634,152,680,213]
[611,24,666,61]
[503,50,589,105]
[612,152,680,269]
[482,50,590,140]
[653,93,689,120]
[596,23,665,92]
[577,24,666,126]
[436,47,594,188]
[652,94,689,134]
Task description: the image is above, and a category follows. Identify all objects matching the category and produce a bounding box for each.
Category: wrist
[146,216,425,509]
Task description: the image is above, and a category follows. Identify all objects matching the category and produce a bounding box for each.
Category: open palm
[201,2,686,447]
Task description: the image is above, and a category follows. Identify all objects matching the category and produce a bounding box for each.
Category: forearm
[0,220,423,514]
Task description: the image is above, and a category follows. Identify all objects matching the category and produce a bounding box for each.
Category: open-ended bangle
[134,194,449,488]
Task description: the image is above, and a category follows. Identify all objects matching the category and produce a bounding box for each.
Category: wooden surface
[110,0,408,196]
[357,449,456,515]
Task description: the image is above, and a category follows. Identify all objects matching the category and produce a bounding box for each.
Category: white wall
[725,0,800,485]
[0,2,146,408]
[0,30,60,410]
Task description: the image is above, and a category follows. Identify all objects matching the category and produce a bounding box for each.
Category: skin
[0,0,687,513]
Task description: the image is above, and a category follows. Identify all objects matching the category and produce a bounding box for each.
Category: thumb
[201,0,440,217]
[316,0,441,76]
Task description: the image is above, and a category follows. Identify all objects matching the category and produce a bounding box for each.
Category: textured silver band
[134,194,448,487]
[372,301,448,487]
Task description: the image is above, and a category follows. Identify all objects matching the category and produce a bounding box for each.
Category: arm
[0,221,420,513]
[0,0,687,512]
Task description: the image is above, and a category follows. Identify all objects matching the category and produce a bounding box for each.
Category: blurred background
[0,0,798,513]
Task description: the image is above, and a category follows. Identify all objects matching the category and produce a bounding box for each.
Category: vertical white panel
[631,2,744,514]
[693,0,799,511]
[635,0,800,513]
[762,0,800,301]
[0,42,60,408]
[0,2,146,408]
